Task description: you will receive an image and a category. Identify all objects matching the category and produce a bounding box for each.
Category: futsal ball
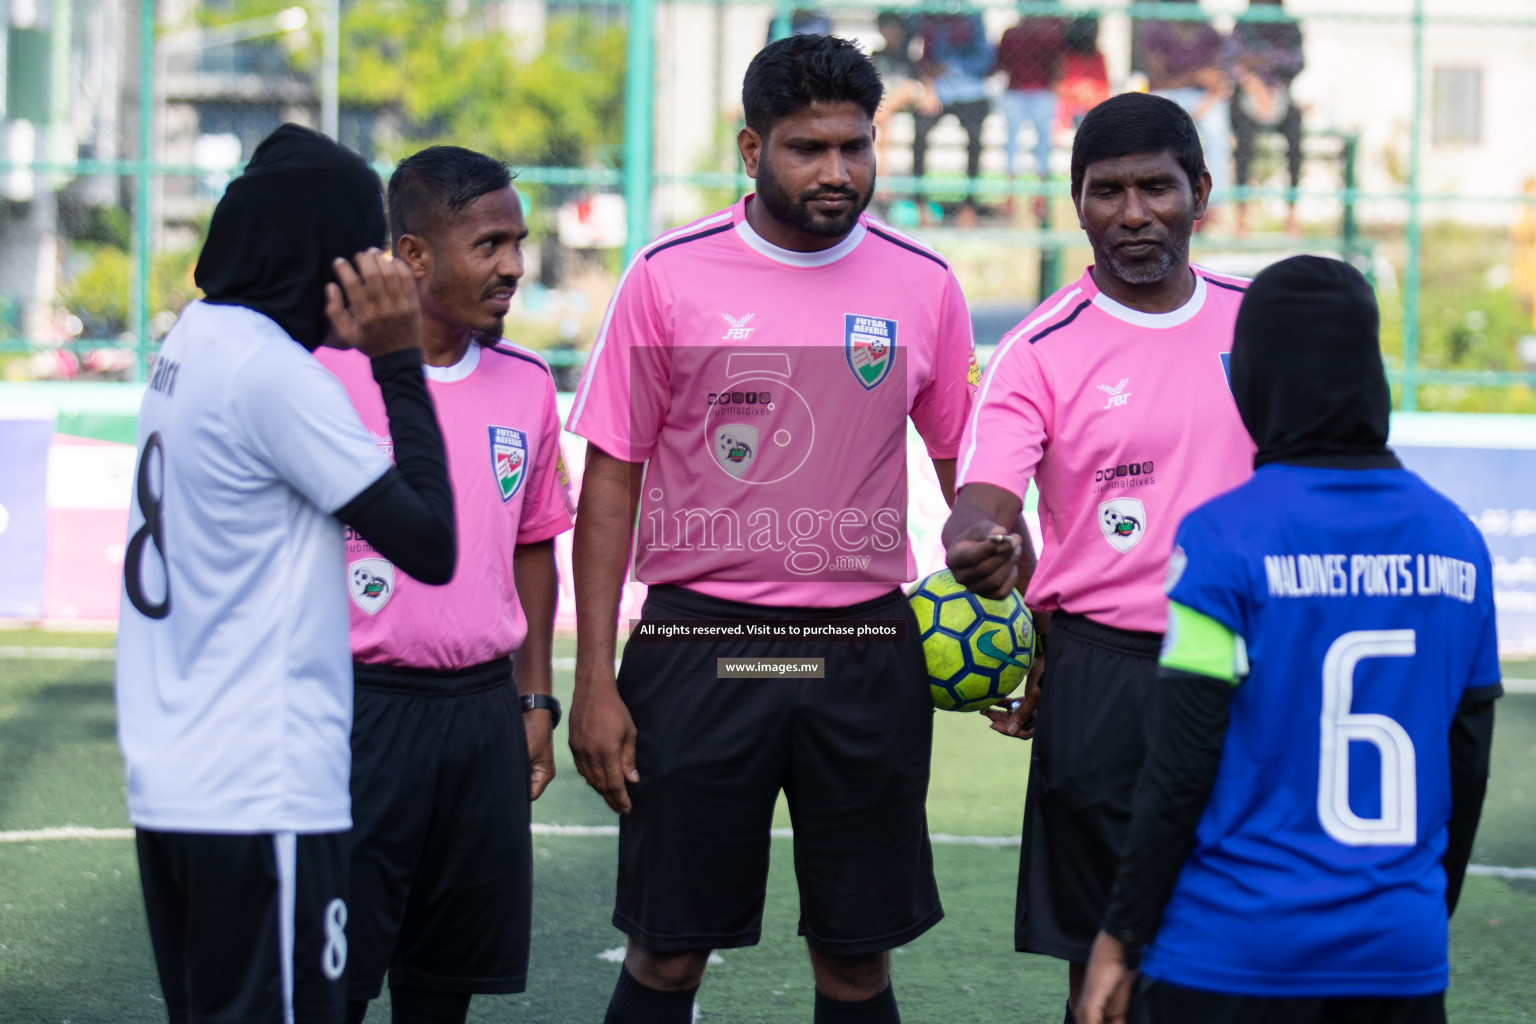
[909,569,1035,712]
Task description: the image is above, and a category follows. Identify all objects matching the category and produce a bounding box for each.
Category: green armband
[1161,601,1247,685]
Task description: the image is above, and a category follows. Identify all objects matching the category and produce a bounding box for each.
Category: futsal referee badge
[845,314,896,390]
[489,426,528,503]
[349,558,395,615]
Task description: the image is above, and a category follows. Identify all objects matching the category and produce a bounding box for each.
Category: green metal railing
[3,0,1536,412]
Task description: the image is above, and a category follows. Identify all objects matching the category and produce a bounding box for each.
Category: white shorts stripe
[274,832,298,1024]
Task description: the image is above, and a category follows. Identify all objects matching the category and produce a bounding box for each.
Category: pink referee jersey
[317,341,575,668]
[568,197,976,608]
[958,265,1255,634]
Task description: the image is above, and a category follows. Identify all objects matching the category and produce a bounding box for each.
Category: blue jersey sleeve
[1465,529,1502,697]
[1166,509,1251,641]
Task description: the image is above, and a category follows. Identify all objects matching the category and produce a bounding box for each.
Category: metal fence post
[321,0,340,139]
[130,0,155,382]
[769,0,791,41]
[1402,0,1424,410]
[622,0,656,264]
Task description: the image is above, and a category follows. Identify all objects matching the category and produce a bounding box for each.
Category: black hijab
[1229,255,1399,469]
[194,124,387,350]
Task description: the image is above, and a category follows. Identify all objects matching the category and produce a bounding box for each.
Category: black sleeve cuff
[369,346,425,381]
[1464,682,1504,703]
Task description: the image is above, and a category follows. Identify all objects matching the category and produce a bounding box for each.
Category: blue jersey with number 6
[1143,463,1501,997]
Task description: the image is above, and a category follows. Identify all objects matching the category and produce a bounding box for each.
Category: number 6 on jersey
[1318,629,1417,847]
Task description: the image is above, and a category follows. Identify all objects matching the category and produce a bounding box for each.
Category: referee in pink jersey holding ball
[317,147,574,1024]
[943,93,1256,1023]
[568,34,976,1024]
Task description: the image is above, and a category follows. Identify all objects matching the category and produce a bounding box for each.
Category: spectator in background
[766,8,833,42]
[1143,0,1231,217]
[1055,17,1110,132]
[1225,0,1305,235]
[913,10,994,226]
[872,11,925,173]
[995,11,1066,222]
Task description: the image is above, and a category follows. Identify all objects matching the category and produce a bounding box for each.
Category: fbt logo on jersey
[720,313,756,340]
[489,426,528,502]
[1097,378,1131,409]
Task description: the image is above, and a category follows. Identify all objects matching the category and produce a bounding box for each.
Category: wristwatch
[521,693,562,730]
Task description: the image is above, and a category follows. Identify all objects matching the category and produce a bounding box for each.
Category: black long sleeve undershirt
[1102,669,1501,965]
[334,348,456,585]
[1445,692,1498,914]
[1101,669,1232,965]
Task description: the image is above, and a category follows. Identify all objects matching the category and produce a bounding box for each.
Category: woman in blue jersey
[1078,256,1501,1024]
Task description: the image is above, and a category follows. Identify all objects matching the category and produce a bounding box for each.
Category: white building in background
[0,0,132,341]
[645,0,1536,230]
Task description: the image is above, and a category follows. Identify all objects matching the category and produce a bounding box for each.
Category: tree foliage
[192,1,625,169]
[340,3,626,168]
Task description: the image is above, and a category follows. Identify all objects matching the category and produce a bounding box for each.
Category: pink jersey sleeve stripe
[862,216,951,267]
[643,221,733,260]
[866,225,950,270]
[569,211,734,430]
[1203,276,1249,295]
[483,342,551,372]
[958,286,1083,483]
[1194,264,1254,292]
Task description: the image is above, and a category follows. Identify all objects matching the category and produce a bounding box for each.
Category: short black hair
[387,145,514,247]
[1070,92,1205,196]
[741,34,883,137]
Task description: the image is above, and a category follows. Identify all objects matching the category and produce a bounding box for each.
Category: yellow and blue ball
[909,568,1035,712]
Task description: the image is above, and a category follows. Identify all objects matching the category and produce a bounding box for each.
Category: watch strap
[521,692,562,730]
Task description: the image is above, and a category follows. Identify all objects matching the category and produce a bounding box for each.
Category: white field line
[1467,864,1536,880]
[0,826,134,842]
[5,824,1531,881]
[9,648,1536,695]
[0,646,117,661]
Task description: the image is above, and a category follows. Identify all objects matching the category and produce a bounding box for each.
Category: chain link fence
[1,0,1533,410]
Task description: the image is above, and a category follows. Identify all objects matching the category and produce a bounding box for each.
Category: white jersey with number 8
[115,301,390,833]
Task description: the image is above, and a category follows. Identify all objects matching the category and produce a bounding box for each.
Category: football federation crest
[349,558,395,615]
[489,426,528,503]
[845,314,897,390]
[713,425,757,479]
[1099,498,1146,553]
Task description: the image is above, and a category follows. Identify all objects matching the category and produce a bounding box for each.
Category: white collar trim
[734,216,867,268]
[1091,272,1207,329]
[423,341,481,383]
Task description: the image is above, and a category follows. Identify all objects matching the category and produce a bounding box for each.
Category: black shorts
[1015,611,1161,961]
[136,829,348,1024]
[614,585,942,955]
[347,658,531,999]
[1134,976,1447,1024]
